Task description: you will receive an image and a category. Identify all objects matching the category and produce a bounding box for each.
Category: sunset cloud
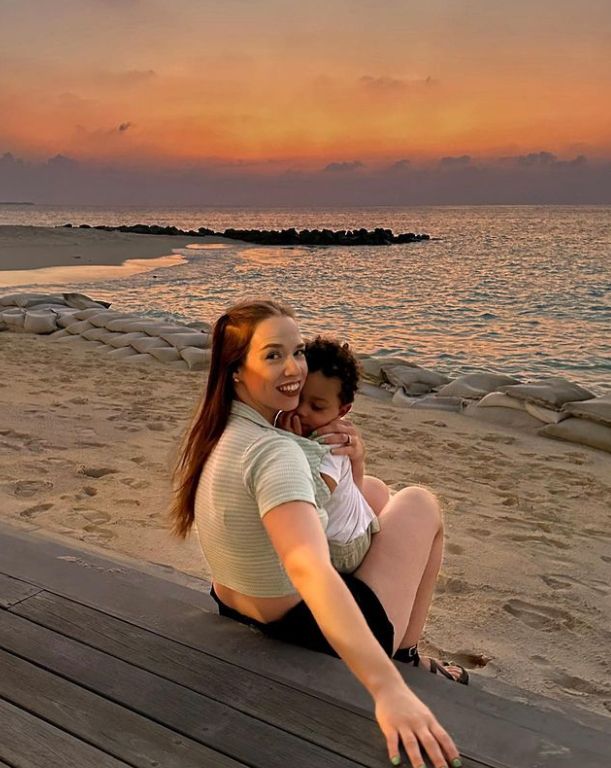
[0,0,609,199]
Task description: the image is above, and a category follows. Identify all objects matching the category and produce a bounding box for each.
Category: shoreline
[0,225,231,273]
[0,329,609,718]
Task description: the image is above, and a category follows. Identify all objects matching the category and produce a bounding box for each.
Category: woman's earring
[232,374,240,384]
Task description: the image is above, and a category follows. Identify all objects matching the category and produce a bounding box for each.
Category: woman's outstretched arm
[263,500,461,768]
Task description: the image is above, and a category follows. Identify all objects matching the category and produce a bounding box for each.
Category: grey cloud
[0,152,609,206]
[388,159,411,172]
[323,161,364,173]
[440,155,471,168]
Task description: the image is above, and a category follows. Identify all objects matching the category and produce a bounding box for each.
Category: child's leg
[361,475,391,516]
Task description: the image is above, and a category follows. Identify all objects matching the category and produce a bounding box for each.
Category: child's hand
[276,411,304,436]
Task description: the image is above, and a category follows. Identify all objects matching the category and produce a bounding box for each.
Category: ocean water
[1,204,610,393]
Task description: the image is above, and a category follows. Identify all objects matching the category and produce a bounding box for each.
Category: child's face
[295,370,350,436]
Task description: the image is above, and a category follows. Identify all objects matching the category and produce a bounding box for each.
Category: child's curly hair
[304,336,361,406]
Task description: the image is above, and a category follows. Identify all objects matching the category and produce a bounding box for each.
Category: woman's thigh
[354,485,442,648]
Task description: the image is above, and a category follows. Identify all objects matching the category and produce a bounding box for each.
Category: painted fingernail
[390,756,401,766]
[451,759,463,768]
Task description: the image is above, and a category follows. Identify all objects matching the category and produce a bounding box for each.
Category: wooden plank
[3,525,611,767]
[9,591,388,766]
[0,649,247,768]
[0,520,216,616]
[11,592,611,768]
[0,697,130,768]
[0,572,41,608]
[0,609,364,768]
[2,522,609,742]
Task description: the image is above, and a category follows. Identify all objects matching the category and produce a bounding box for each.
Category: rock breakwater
[61,223,430,246]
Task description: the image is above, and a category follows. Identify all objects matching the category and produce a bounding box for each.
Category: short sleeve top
[193,401,329,597]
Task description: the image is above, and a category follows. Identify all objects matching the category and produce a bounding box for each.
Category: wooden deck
[0,521,609,768]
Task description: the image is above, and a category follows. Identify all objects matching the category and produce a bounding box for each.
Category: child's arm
[315,419,366,490]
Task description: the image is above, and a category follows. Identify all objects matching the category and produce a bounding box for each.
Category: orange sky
[1,0,610,169]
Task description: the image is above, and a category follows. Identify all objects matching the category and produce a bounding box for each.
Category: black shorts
[210,573,394,657]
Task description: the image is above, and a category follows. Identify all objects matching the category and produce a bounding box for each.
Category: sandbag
[107,332,149,349]
[561,393,611,427]
[57,310,82,328]
[357,382,394,401]
[24,311,58,334]
[148,347,182,363]
[140,323,192,336]
[381,364,449,395]
[1,308,25,331]
[410,395,463,412]
[48,328,71,340]
[73,308,110,321]
[66,320,95,335]
[123,353,157,366]
[81,327,112,341]
[187,320,212,332]
[0,293,66,308]
[88,312,133,328]
[106,347,138,360]
[525,402,568,424]
[540,418,611,454]
[180,346,211,370]
[463,403,542,431]
[96,331,126,345]
[130,336,171,354]
[160,331,210,350]
[477,392,527,410]
[500,377,594,408]
[63,292,111,310]
[359,356,417,385]
[437,373,520,400]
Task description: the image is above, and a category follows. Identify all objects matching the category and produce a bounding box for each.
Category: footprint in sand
[542,573,610,596]
[551,671,608,697]
[19,502,54,519]
[503,599,576,631]
[13,480,54,497]
[82,486,98,497]
[467,527,492,539]
[120,477,150,490]
[446,542,464,555]
[79,466,119,479]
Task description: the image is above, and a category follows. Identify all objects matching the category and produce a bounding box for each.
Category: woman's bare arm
[263,500,460,768]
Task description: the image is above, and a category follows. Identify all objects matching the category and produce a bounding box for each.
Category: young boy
[285,336,380,573]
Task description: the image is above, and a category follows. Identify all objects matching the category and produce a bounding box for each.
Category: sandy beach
[1,225,610,719]
[1,325,609,717]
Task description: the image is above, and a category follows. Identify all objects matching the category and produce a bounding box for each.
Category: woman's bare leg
[361,475,391,516]
[354,485,464,679]
[355,485,440,651]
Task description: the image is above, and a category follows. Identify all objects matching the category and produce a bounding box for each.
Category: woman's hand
[375,682,461,768]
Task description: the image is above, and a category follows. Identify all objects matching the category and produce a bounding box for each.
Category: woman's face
[235,315,308,423]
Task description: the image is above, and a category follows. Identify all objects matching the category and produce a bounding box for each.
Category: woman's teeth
[278,382,300,394]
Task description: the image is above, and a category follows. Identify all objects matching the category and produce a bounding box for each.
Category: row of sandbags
[359,357,611,454]
[0,292,212,372]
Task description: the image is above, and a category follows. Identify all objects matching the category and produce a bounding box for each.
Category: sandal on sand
[393,645,469,685]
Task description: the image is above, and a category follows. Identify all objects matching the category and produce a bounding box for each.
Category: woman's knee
[392,485,443,530]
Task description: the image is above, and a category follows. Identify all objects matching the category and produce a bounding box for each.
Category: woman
[172,299,463,768]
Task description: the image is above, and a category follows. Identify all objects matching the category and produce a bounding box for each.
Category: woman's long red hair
[171,299,295,537]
